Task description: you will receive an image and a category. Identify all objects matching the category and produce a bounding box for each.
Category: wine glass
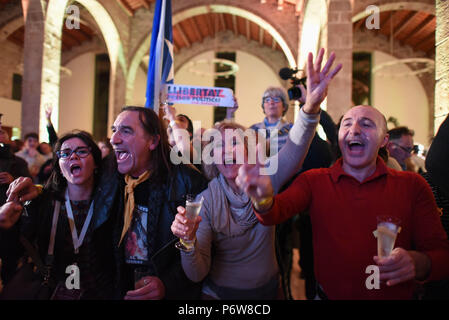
[175,194,203,252]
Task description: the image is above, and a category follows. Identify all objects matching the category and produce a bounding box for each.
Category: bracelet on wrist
[253,196,273,211]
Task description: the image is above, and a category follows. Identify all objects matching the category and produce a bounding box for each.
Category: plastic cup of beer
[175,194,203,252]
[376,216,401,258]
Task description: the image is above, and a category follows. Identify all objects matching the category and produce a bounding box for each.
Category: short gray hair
[262,86,289,116]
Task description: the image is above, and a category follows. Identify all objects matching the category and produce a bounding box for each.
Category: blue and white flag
[145,0,174,114]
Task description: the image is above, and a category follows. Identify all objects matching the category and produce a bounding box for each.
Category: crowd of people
[0,48,448,300]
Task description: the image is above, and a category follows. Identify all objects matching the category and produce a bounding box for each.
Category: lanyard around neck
[65,189,94,254]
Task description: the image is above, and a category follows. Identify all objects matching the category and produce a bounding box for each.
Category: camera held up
[278,67,307,101]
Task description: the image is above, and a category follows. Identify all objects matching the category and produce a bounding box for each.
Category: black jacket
[426,114,449,199]
[0,144,31,284]
[112,164,208,299]
[17,156,119,299]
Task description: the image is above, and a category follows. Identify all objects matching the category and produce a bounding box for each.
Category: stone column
[325,0,353,123]
[20,0,45,137]
[435,0,449,132]
[108,64,127,127]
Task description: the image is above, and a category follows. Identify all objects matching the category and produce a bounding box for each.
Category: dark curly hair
[45,130,102,201]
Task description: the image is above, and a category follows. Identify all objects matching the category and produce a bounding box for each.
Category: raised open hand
[45,104,53,122]
[302,48,342,114]
[226,95,239,119]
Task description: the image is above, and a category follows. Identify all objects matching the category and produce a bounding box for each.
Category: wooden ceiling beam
[401,14,434,41]
[191,18,203,42]
[219,13,226,31]
[415,32,435,51]
[232,14,238,35]
[393,11,419,37]
[62,30,82,46]
[379,10,396,35]
[137,0,149,9]
[354,18,364,32]
[205,12,214,37]
[76,26,93,40]
[409,16,436,41]
[175,24,191,47]
[117,0,134,16]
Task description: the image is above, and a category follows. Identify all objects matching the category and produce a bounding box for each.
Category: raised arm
[45,104,58,147]
[269,49,342,193]
[163,104,198,162]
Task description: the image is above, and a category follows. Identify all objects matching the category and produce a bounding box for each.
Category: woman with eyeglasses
[0,130,118,299]
[249,87,303,156]
[170,50,342,300]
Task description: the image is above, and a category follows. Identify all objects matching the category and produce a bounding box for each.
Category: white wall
[372,51,429,145]
[173,51,215,131]
[132,66,147,106]
[234,50,283,128]
[59,52,96,136]
[0,97,21,128]
[131,50,283,131]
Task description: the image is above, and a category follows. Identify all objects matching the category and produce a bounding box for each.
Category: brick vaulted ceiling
[2,0,436,57]
[7,22,95,51]
[353,9,436,56]
[117,0,286,54]
[117,0,436,57]
[4,0,96,52]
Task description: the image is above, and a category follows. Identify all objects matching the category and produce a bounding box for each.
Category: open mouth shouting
[69,163,82,176]
[115,149,131,164]
[346,139,365,156]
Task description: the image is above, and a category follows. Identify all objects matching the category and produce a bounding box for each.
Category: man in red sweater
[237,105,449,299]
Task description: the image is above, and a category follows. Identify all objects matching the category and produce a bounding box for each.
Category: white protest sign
[164,84,235,107]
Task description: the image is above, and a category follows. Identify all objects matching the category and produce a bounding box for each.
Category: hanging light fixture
[372,11,435,78]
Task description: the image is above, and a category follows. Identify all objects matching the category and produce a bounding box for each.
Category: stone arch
[171,0,298,63]
[353,1,435,22]
[173,31,289,82]
[172,4,296,68]
[128,32,289,108]
[0,16,23,41]
[126,33,151,104]
[40,0,126,136]
[127,3,296,104]
[0,0,22,30]
[61,37,108,66]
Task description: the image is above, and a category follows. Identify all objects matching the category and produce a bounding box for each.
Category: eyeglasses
[263,96,282,103]
[57,146,91,159]
[391,142,413,154]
